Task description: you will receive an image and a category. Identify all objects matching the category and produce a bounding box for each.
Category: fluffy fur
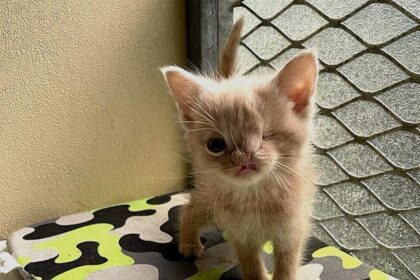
[161,19,319,280]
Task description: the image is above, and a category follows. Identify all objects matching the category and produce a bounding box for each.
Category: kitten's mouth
[236,163,257,176]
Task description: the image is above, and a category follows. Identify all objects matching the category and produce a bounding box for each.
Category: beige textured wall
[0,1,187,238]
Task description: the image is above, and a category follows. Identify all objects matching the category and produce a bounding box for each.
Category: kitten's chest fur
[199,178,311,245]
[219,204,284,243]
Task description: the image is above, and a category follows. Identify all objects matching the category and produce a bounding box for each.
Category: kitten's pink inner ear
[274,51,318,115]
[161,66,201,122]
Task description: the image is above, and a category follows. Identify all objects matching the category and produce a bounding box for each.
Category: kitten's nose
[231,151,254,166]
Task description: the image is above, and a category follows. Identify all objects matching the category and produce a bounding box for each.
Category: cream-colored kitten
[161,19,318,280]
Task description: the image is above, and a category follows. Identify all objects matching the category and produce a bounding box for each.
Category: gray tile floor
[234,1,419,279]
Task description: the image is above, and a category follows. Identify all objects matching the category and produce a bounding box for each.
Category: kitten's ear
[273,50,319,116]
[160,66,202,123]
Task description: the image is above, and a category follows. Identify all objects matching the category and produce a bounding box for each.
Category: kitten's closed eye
[207,137,226,155]
[263,132,277,139]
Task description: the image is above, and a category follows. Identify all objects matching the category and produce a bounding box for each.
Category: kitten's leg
[272,242,303,280]
[179,201,206,258]
[233,241,268,280]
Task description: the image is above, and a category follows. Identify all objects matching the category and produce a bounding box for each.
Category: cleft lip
[240,163,257,171]
[236,163,257,176]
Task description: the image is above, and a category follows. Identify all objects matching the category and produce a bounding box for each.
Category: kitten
[161,18,318,280]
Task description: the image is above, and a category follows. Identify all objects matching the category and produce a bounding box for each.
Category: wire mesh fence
[230,0,419,279]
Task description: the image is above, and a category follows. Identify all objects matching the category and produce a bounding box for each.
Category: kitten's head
[161,51,318,187]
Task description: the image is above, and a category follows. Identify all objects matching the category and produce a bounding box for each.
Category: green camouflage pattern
[7,192,397,280]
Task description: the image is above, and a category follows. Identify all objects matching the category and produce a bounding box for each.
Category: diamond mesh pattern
[232,1,419,279]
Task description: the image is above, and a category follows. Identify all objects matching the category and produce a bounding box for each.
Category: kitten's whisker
[150,169,216,179]
[275,145,301,153]
[274,171,291,194]
[178,96,215,126]
[193,164,220,172]
[275,161,301,176]
[270,167,290,193]
[186,171,214,177]
[187,105,214,126]
[230,127,240,153]
[274,161,313,184]
[278,157,300,162]
[178,120,214,128]
[274,168,293,191]
[192,99,216,122]
[269,168,281,187]
[274,161,300,178]
[270,167,282,187]
[171,152,194,164]
[149,175,192,179]
[181,110,224,135]
[186,169,217,177]
[185,128,213,132]
[277,154,302,161]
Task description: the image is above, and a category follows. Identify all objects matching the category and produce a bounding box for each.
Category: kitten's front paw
[179,242,204,258]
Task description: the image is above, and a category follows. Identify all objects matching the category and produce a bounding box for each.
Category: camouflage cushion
[7,192,397,280]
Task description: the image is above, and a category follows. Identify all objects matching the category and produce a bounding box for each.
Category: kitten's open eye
[207,137,226,155]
